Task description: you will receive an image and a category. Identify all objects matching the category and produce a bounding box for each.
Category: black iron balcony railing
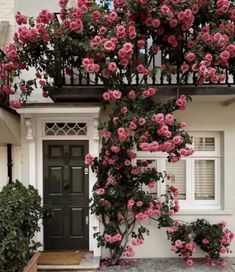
[53,45,235,88]
[0,49,10,107]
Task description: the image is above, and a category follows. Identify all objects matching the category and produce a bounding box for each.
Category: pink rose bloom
[121,106,128,114]
[165,114,174,125]
[169,19,178,28]
[138,118,146,126]
[127,150,137,159]
[161,4,170,14]
[104,40,115,51]
[181,64,190,73]
[136,201,143,207]
[103,92,111,101]
[202,238,209,245]
[168,210,175,216]
[124,246,135,257]
[173,135,184,145]
[185,242,195,251]
[153,113,164,124]
[220,247,226,254]
[124,160,131,166]
[108,62,117,72]
[128,199,135,209]
[127,90,136,100]
[220,50,230,61]
[147,181,155,189]
[152,18,160,28]
[186,259,193,266]
[171,246,178,253]
[85,154,94,165]
[102,130,111,138]
[107,176,116,186]
[137,39,145,48]
[10,99,21,108]
[112,233,122,242]
[129,121,137,130]
[150,141,159,151]
[136,64,146,73]
[140,142,150,151]
[112,89,122,99]
[111,146,120,153]
[175,239,184,248]
[185,52,195,62]
[98,188,105,195]
[104,234,112,243]
[117,127,126,136]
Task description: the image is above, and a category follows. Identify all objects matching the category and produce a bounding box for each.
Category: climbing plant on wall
[0,0,234,267]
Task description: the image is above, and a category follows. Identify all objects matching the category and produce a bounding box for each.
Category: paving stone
[99,258,235,272]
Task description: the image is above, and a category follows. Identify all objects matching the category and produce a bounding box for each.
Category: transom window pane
[194,137,215,151]
[194,160,215,200]
[166,160,186,200]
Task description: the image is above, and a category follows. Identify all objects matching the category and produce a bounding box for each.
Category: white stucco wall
[0,0,15,45]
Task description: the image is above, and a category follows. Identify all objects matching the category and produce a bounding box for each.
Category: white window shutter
[166,160,186,200]
[194,160,215,200]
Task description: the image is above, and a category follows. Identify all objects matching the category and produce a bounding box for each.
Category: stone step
[38,270,96,272]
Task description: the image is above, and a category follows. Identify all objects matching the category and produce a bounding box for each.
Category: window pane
[195,160,215,200]
[166,160,186,200]
[137,160,157,197]
[194,137,215,151]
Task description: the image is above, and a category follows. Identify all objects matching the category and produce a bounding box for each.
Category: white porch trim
[17,106,101,257]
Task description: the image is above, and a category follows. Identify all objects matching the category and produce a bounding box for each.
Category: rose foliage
[0,0,234,267]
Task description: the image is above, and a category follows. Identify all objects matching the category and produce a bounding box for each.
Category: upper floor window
[136,132,222,210]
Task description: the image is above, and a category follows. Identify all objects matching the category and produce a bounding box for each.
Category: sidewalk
[99,258,235,272]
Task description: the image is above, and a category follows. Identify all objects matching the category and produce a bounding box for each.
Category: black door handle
[64,181,70,189]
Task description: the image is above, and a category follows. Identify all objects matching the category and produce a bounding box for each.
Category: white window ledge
[176,209,233,215]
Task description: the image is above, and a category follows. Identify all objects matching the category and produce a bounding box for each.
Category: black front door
[43,140,89,250]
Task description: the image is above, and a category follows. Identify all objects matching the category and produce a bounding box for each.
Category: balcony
[47,38,235,102]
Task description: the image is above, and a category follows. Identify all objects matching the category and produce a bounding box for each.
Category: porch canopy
[0,107,20,145]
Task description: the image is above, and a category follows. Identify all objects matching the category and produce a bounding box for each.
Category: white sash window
[137,132,222,210]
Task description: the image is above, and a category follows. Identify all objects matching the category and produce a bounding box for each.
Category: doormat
[37,251,86,265]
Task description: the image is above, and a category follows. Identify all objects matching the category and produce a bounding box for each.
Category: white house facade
[1,0,235,260]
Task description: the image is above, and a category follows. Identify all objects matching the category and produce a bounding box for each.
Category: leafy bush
[167,219,234,267]
[0,181,48,272]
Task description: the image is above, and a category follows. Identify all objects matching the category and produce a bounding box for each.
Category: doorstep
[37,252,100,271]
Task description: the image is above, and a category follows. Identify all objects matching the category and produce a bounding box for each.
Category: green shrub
[0,181,47,272]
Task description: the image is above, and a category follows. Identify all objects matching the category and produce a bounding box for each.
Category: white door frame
[17,106,101,256]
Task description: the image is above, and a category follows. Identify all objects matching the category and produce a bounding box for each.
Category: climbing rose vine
[0,0,234,267]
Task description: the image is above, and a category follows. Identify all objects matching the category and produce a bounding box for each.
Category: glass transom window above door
[136,132,222,210]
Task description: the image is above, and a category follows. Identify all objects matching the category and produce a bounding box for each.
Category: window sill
[176,209,233,215]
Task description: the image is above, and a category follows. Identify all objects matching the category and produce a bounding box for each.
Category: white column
[25,117,37,187]
[89,116,101,257]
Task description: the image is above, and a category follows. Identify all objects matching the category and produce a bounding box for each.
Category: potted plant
[0,181,50,272]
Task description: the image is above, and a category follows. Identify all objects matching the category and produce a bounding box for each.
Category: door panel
[43,140,89,250]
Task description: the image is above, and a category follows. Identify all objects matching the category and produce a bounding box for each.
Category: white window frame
[136,132,222,210]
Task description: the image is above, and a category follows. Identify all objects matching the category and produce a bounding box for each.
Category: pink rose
[103,92,111,101]
[108,62,117,72]
[136,201,143,207]
[85,154,94,165]
[202,238,209,245]
[185,52,195,62]
[186,259,193,266]
[112,89,122,99]
[98,188,105,195]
